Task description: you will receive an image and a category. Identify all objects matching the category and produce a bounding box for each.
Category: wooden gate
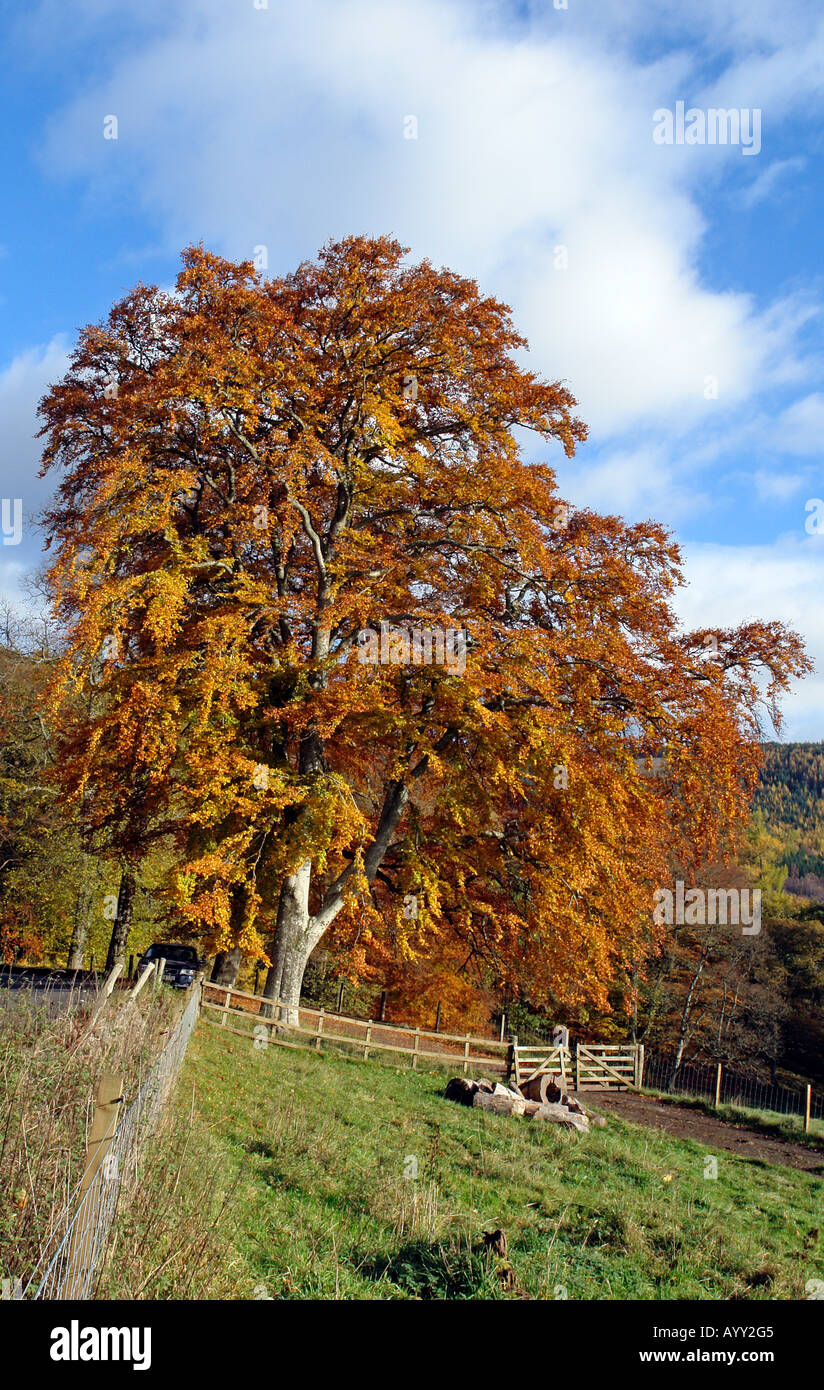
[575,1044,643,1090]
[510,1044,573,1091]
[510,1041,644,1091]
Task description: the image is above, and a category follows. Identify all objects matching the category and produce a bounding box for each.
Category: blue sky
[1,0,822,734]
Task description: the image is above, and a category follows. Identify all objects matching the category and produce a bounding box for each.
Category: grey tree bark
[67,852,97,970]
[104,870,136,973]
[211,946,243,986]
[262,778,411,1026]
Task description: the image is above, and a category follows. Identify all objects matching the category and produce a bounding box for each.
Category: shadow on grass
[359,1239,503,1300]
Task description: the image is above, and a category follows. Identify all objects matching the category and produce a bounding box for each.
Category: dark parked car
[137,942,202,989]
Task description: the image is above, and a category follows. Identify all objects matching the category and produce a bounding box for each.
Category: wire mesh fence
[22,984,201,1301]
[642,1049,823,1123]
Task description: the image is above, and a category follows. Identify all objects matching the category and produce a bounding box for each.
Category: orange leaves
[34,236,809,999]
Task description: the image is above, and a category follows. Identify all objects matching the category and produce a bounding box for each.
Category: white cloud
[736,155,806,208]
[752,469,806,502]
[673,536,824,739]
[772,393,824,456]
[33,0,820,438]
[556,444,712,522]
[0,337,70,546]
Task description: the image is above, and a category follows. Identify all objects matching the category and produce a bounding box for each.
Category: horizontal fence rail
[511,1045,574,1089]
[200,982,510,1075]
[23,985,200,1301]
[200,983,822,1124]
[511,1042,644,1091]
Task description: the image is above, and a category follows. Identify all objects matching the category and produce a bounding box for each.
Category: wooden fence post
[128,960,155,1000]
[499,1013,506,1044]
[715,1062,722,1108]
[463,1033,470,1076]
[363,1020,373,1061]
[154,958,166,992]
[77,962,123,1045]
[65,1070,123,1297]
[220,985,230,1026]
[315,1008,325,1052]
[575,1043,580,1093]
[412,1028,420,1070]
[637,1044,645,1089]
[805,1084,812,1134]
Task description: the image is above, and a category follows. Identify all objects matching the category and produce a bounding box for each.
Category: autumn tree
[0,604,63,964]
[37,238,810,1021]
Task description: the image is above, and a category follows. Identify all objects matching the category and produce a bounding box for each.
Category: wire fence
[642,1049,824,1123]
[22,984,200,1301]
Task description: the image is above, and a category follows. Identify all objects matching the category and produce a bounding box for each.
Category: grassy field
[100,1020,824,1300]
[642,1088,824,1146]
[1,983,182,1289]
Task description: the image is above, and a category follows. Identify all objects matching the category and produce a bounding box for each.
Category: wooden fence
[200,981,510,1076]
[510,1043,573,1090]
[510,1040,644,1091]
[201,984,647,1091]
[575,1043,644,1090]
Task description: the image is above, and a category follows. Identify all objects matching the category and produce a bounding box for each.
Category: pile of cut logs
[444,1073,605,1134]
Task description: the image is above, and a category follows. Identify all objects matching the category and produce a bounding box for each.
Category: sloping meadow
[99,1023,824,1301]
[0,982,182,1292]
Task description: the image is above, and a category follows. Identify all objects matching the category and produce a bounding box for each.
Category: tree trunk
[209,887,248,985]
[104,871,135,973]
[262,860,312,1026]
[212,947,243,986]
[67,853,97,970]
[263,778,413,1026]
[666,929,714,1088]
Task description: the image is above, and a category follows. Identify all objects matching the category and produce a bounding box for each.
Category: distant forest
[756,742,824,896]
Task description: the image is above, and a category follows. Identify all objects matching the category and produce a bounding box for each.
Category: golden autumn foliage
[36,236,810,1016]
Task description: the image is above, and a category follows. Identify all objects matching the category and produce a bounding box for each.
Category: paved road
[0,966,98,1016]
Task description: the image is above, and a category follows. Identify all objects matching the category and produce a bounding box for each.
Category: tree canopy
[36,236,810,1016]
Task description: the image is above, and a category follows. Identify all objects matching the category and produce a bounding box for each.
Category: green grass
[642,1087,824,1146]
[1,983,183,1289]
[103,1022,824,1300]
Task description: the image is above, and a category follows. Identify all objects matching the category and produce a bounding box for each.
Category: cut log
[521,1073,566,1105]
[530,1103,589,1133]
[444,1077,478,1106]
[473,1091,525,1117]
[493,1081,526,1102]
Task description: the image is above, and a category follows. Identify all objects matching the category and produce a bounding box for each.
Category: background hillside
[756,742,824,898]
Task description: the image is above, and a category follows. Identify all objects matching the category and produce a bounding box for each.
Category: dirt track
[590,1090,824,1174]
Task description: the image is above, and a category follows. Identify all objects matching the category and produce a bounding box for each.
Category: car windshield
[146,944,197,964]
